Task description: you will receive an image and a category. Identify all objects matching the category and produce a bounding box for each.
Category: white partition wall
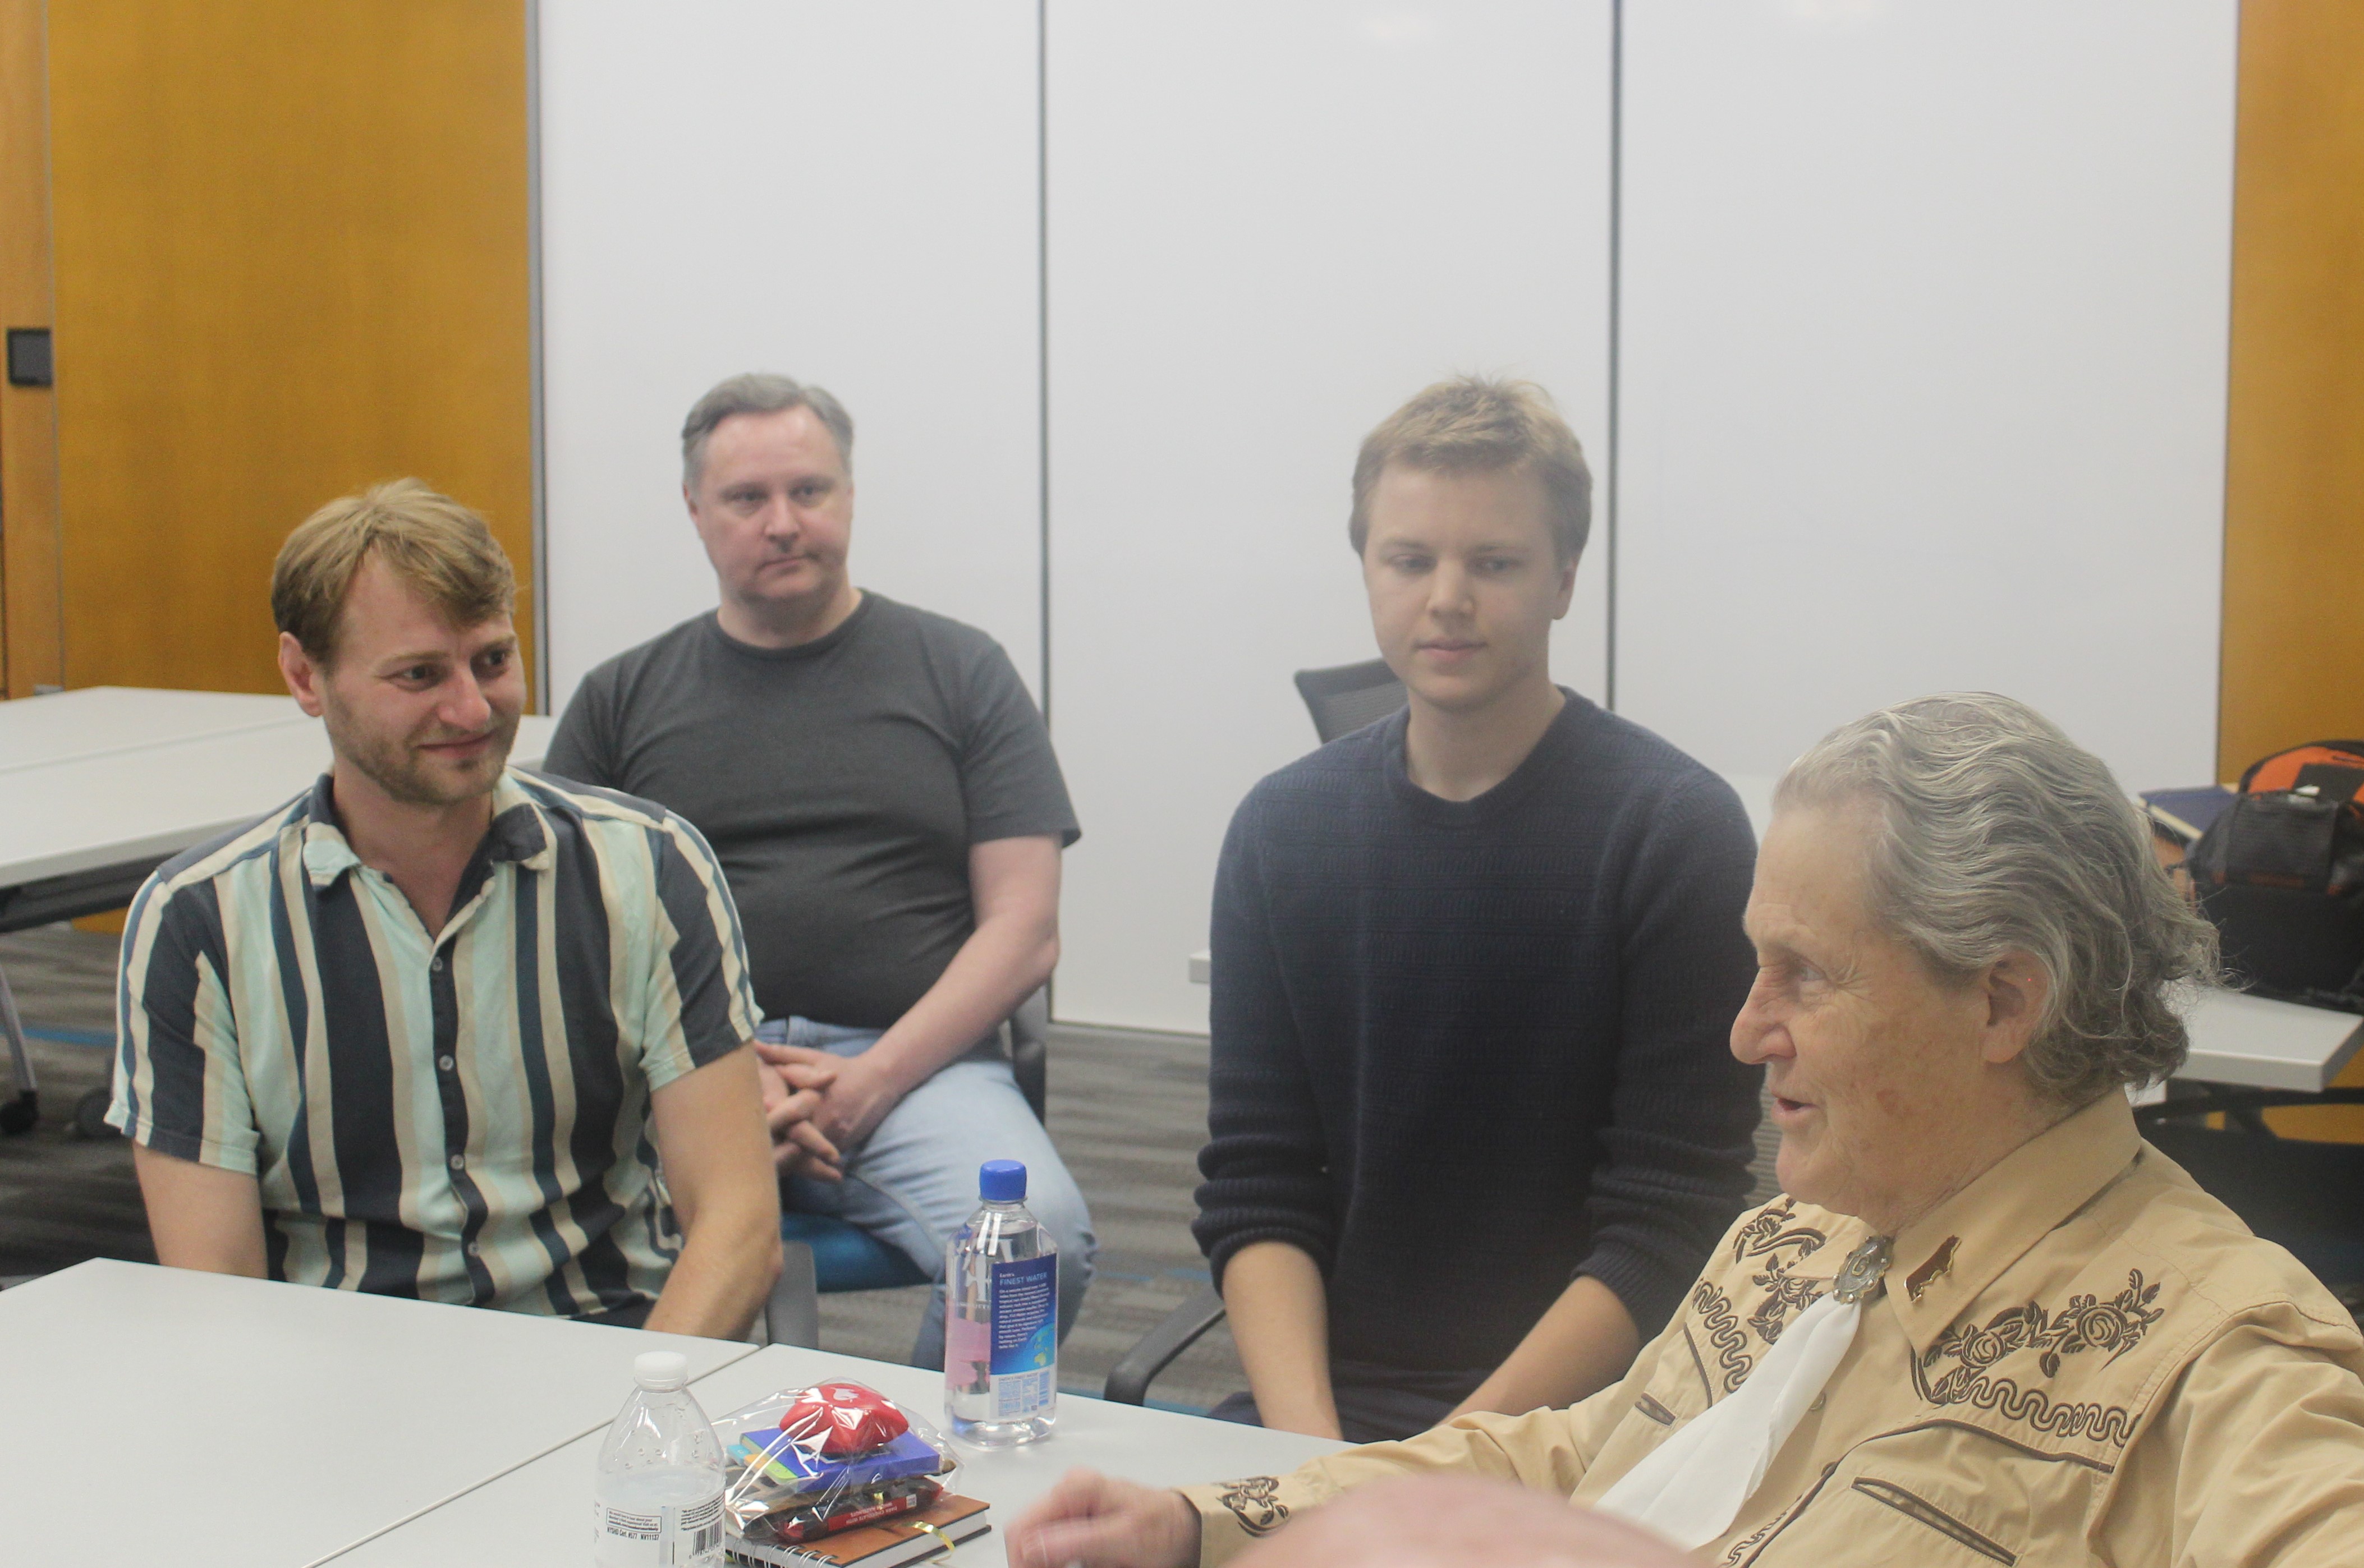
[1613,2,2238,790]
[1045,3,1616,1033]
[538,2,1044,709]
[532,3,2248,1037]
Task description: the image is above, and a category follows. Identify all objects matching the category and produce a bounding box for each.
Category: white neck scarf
[1595,1236,1892,1549]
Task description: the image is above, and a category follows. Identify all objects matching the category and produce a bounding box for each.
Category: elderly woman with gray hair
[1012,693,2364,1568]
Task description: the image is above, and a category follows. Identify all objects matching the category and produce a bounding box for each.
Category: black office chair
[1105,1285,1227,1405]
[1294,658,1406,744]
[2,858,164,1138]
[759,988,1051,1349]
[2136,1087,2364,1291]
[0,963,34,1136]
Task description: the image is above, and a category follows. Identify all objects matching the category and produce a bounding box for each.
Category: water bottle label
[592,1491,722,1566]
[595,1501,662,1557]
[681,1496,723,1561]
[988,1252,1057,1418]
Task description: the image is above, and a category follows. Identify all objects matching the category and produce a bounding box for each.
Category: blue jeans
[757,1017,1097,1369]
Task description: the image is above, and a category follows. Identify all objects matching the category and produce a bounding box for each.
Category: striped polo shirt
[108,767,760,1317]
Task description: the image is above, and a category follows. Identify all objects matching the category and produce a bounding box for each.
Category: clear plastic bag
[713,1380,961,1548]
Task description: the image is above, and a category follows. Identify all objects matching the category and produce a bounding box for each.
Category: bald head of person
[1232,1475,1687,1568]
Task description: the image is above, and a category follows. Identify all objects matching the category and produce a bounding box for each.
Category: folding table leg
[0,962,36,1134]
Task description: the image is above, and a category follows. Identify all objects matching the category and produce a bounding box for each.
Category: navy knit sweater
[1193,695,1764,1387]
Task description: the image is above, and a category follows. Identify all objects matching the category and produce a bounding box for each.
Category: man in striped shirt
[108,480,782,1336]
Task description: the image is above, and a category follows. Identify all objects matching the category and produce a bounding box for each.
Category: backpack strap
[2241,742,2364,797]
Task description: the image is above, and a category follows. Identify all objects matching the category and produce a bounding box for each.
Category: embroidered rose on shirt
[2035,1272,2164,1376]
[1929,1270,2164,1379]
[1913,1270,2166,1445]
[1747,1259,1829,1347]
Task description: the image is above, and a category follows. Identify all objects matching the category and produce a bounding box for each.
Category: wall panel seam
[526,0,549,716]
[1604,0,1623,711]
[1037,0,1052,720]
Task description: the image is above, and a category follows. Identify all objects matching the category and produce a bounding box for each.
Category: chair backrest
[1293,657,1407,744]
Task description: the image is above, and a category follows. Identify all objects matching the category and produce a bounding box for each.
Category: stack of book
[726,1496,991,1567]
[719,1389,990,1567]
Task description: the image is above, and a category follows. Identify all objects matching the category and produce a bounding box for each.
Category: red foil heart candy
[779,1382,911,1457]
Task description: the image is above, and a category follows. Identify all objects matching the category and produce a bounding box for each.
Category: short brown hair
[272,479,516,664]
[1348,376,1592,561]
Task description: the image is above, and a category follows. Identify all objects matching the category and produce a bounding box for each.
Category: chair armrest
[1103,1286,1227,1405]
[764,1240,820,1349]
[1008,986,1049,1123]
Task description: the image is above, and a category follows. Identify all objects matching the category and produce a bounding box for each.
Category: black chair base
[1104,1286,1227,1405]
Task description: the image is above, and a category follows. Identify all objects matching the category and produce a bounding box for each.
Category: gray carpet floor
[1,923,1787,1414]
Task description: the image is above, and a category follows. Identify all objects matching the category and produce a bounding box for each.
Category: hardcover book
[724,1495,990,1568]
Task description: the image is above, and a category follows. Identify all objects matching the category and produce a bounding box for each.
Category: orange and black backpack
[2187,741,2364,1008]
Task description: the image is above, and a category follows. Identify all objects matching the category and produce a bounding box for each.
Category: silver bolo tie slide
[1830,1235,1894,1304]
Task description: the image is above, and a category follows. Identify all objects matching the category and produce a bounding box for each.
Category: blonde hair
[1349,376,1592,561]
[272,479,515,664]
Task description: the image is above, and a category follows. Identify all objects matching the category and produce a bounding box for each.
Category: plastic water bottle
[593,1350,726,1568]
[944,1158,1058,1446]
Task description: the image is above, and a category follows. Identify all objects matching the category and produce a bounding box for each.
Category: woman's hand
[1006,1469,1202,1568]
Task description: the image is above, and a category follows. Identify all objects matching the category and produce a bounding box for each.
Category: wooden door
[2219,0,2364,778]
[43,1,534,698]
[0,0,61,697]
[2220,1,2364,1138]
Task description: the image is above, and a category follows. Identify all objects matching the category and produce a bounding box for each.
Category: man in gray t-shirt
[546,373,1093,1363]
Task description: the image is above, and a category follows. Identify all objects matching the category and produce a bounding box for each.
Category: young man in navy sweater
[1194,376,1764,1442]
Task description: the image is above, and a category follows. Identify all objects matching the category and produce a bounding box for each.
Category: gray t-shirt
[545,593,1078,1029]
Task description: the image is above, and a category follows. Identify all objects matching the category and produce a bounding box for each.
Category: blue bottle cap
[979,1159,1027,1202]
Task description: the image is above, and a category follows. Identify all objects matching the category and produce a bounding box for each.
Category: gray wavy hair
[1776,692,2219,1103]
[681,373,855,487]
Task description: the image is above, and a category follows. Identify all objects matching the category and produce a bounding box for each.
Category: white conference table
[2178,988,2364,1093]
[1185,770,2364,1093]
[0,685,311,773]
[0,1260,759,1568]
[341,1342,1346,1566]
[0,1260,1341,1568]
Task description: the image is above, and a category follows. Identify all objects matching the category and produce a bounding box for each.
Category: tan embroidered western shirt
[1185,1093,2364,1565]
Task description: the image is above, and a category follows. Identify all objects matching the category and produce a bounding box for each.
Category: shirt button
[438,1055,456,1072]
[466,1241,481,1257]
[431,955,444,972]
[448,1153,465,1171]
